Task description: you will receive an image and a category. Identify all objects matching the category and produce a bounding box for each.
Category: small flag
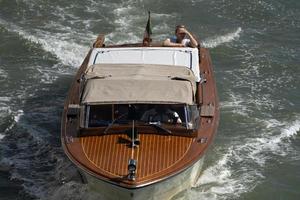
[143,11,152,45]
[145,11,152,36]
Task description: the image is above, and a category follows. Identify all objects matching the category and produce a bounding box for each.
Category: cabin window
[84,104,198,129]
[85,104,132,127]
[139,104,185,124]
[87,105,113,127]
[185,105,200,130]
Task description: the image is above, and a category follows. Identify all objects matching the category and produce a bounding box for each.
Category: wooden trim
[61,42,219,188]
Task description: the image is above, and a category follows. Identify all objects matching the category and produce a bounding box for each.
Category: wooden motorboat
[61,18,219,200]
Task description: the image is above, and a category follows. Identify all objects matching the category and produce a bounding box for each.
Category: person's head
[175,25,186,42]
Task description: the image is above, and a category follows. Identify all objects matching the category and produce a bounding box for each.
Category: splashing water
[202,27,242,48]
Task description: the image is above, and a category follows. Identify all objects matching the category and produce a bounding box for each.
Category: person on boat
[141,105,182,124]
[163,25,199,48]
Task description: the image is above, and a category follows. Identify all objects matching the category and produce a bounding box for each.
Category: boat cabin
[77,47,201,136]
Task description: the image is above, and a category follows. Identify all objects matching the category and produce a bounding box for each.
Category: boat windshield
[84,104,199,130]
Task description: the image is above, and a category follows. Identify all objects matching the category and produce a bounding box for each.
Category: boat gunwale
[61,42,219,189]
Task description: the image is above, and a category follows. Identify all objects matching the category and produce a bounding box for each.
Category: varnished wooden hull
[83,156,204,200]
[61,43,219,198]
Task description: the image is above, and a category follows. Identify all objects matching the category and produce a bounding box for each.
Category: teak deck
[61,44,219,188]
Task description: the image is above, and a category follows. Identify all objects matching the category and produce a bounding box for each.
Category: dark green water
[0,0,299,199]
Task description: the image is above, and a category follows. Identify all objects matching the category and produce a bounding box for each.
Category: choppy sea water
[0,0,299,199]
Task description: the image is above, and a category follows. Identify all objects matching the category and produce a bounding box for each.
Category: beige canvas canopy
[81,64,196,105]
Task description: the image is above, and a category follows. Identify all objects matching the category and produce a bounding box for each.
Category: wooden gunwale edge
[61,43,219,189]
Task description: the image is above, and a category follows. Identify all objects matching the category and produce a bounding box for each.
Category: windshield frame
[81,103,199,132]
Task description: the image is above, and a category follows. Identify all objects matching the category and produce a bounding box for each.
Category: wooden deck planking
[80,134,193,180]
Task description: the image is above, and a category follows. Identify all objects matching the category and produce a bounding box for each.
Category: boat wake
[105,2,176,44]
[0,19,89,68]
[188,118,300,200]
[0,68,8,79]
[0,97,23,139]
[202,27,242,48]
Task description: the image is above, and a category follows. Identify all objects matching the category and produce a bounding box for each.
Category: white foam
[0,96,11,102]
[281,120,300,138]
[20,30,90,67]
[14,110,24,123]
[195,150,233,186]
[35,65,60,84]
[104,2,176,44]
[0,68,8,79]
[0,98,11,116]
[202,27,242,48]
[193,146,253,199]
[0,18,92,67]
[220,92,249,116]
[105,4,144,44]
[191,117,299,199]
[1,109,24,136]
[0,106,13,140]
